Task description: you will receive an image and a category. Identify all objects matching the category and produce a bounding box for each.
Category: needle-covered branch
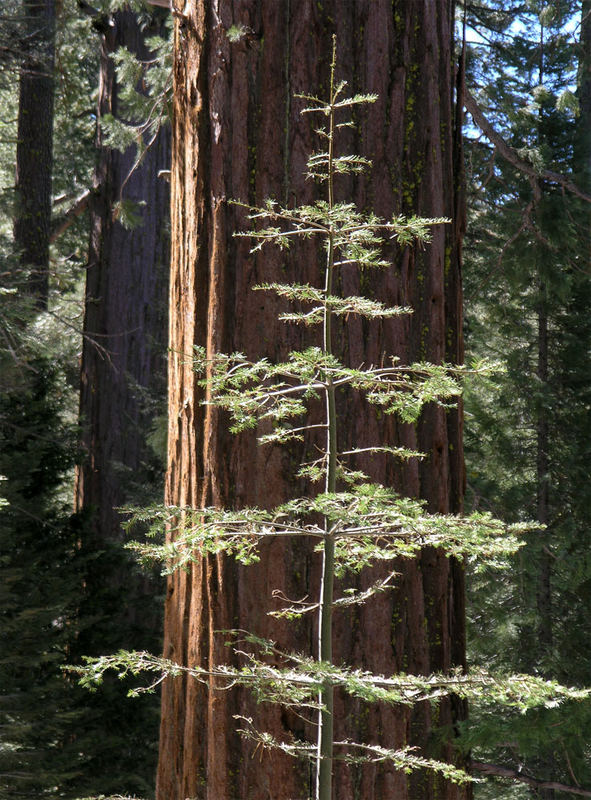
[254,282,412,325]
[194,345,466,437]
[235,197,448,262]
[75,641,589,717]
[235,717,474,785]
[123,484,528,576]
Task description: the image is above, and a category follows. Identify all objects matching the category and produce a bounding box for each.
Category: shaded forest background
[1,1,591,799]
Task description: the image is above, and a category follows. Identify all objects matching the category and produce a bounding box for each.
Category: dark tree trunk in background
[75,10,170,555]
[535,28,553,671]
[158,2,466,798]
[536,279,552,654]
[73,10,170,791]
[14,0,55,307]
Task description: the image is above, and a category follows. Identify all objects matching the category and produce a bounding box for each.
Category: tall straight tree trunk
[14,0,55,307]
[73,9,170,790]
[535,26,552,666]
[536,280,552,653]
[158,2,466,799]
[75,10,170,555]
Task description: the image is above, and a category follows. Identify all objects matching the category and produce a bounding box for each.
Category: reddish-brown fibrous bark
[159,2,467,798]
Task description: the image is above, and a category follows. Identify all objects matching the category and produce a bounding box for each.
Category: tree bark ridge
[159,3,467,798]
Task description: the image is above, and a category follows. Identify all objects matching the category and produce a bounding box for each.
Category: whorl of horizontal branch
[464,88,591,203]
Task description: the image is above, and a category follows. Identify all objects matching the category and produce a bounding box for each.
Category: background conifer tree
[462,0,591,795]
[72,6,171,790]
[1,2,168,795]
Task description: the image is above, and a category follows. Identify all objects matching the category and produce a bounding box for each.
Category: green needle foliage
[76,40,590,800]
[462,1,591,794]
[0,349,90,798]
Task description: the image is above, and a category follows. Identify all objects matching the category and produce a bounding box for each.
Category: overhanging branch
[50,188,91,243]
[471,760,591,797]
[464,88,591,203]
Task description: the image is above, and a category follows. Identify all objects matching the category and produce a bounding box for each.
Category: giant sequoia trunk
[159,2,466,798]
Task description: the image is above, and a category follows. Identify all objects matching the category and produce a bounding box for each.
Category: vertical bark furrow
[158,2,466,798]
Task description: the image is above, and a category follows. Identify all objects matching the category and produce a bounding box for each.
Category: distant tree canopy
[463,0,591,795]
